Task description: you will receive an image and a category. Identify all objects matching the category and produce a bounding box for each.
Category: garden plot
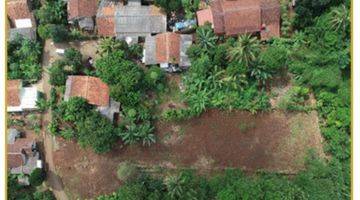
[53,109,325,198]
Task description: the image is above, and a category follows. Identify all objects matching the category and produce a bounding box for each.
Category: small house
[64,76,120,122]
[143,32,193,71]
[8,129,42,182]
[7,80,39,112]
[67,0,98,31]
[196,0,280,40]
[96,0,167,44]
[9,27,37,41]
[7,0,37,41]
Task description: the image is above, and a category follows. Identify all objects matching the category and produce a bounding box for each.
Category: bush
[117,162,139,182]
[48,60,67,86]
[7,37,42,83]
[29,168,45,187]
[33,190,56,200]
[278,86,311,111]
[64,48,83,73]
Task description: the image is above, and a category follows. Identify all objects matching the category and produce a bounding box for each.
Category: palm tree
[330,4,349,33]
[98,37,123,56]
[196,25,218,51]
[165,173,197,200]
[228,34,260,67]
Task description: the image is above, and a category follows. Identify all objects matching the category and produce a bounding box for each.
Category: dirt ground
[53,109,325,199]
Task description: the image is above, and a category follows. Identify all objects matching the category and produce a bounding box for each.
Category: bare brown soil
[53,109,325,199]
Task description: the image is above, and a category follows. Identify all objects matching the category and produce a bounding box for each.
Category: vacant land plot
[53,109,325,198]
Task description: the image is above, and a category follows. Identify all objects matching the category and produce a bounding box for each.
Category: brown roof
[68,0,98,20]
[8,154,24,169]
[197,8,213,26]
[197,0,280,38]
[7,0,35,27]
[155,33,181,63]
[67,76,110,106]
[96,17,115,36]
[7,80,21,107]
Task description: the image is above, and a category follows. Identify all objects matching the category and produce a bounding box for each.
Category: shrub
[117,162,139,182]
[278,86,311,111]
[33,190,56,200]
[49,60,67,86]
[29,168,45,186]
[64,48,83,73]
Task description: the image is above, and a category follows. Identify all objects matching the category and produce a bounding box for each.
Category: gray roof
[144,35,157,65]
[9,28,37,41]
[7,129,20,144]
[97,99,120,122]
[78,17,94,31]
[179,35,193,67]
[115,6,166,35]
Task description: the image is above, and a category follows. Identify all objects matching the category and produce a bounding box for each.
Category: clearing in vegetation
[53,109,325,198]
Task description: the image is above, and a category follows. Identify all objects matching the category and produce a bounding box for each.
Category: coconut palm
[98,37,124,56]
[330,4,349,33]
[165,173,197,200]
[196,25,218,51]
[228,34,260,67]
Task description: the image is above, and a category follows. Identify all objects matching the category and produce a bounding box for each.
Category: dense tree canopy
[7,36,42,83]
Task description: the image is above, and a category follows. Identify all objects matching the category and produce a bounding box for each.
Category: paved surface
[40,40,68,200]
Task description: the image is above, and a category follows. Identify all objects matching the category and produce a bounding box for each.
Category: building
[7,80,39,112]
[67,0,98,31]
[8,128,42,184]
[143,32,193,70]
[64,76,120,121]
[9,27,37,41]
[7,0,36,28]
[7,0,37,41]
[96,0,167,44]
[196,0,280,40]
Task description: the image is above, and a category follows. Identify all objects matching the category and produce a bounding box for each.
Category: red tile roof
[96,17,115,36]
[7,0,35,27]
[155,33,181,64]
[7,80,21,107]
[196,0,280,38]
[197,8,213,26]
[8,137,34,169]
[67,76,110,107]
[68,0,98,20]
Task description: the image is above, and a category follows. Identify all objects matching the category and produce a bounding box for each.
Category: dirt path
[40,40,68,200]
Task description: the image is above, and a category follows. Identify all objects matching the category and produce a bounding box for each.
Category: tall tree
[228,35,260,67]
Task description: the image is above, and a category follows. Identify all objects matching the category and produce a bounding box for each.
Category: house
[96,0,167,44]
[7,80,39,112]
[67,0,98,31]
[64,76,120,121]
[143,32,193,71]
[196,0,280,40]
[7,0,36,28]
[9,27,37,41]
[7,0,37,41]
[8,128,42,184]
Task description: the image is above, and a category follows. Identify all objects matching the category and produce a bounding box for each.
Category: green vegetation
[117,162,139,181]
[29,168,45,186]
[97,155,341,200]
[35,0,71,42]
[7,36,42,83]
[278,86,312,111]
[51,97,118,153]
[8,173,55,200]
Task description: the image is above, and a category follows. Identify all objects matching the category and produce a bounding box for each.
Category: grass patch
[116,161,139,182]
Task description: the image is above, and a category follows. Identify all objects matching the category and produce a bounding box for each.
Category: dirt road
[40,40,68,200]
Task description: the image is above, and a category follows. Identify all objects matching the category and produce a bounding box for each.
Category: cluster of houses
[6,0,281,183]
